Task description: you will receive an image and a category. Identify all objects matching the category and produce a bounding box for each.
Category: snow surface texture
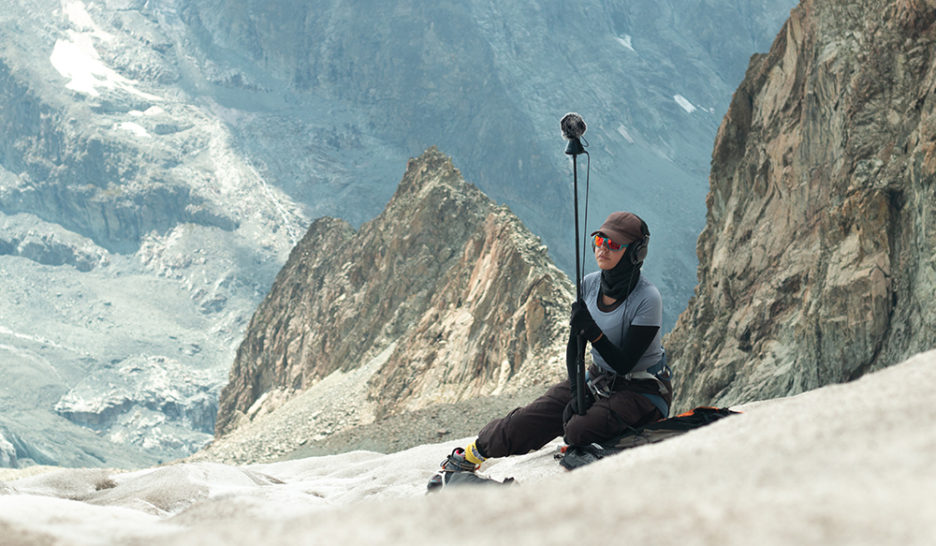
[1,350,934,545]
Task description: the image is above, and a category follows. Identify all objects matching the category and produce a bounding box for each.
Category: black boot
[426,448,514,492]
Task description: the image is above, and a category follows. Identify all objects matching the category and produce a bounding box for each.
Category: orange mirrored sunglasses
[593,234,627,251]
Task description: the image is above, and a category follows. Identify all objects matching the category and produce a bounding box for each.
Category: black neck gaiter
[600,256,641,301]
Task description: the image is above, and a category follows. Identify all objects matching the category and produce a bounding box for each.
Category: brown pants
[476,378,663,459]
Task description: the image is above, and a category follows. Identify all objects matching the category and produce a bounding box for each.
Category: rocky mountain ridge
[666,0,936,411]
[214,148,573,442]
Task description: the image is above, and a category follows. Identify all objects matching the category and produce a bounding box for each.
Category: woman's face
[593,233,630,270]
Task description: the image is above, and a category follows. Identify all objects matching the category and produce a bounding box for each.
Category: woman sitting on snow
[430,211,672,488]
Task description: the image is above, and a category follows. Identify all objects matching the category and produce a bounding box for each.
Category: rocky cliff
[666,0,936,410]
[215,148,573,437]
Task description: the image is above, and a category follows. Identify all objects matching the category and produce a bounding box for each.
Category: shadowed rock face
[666,0,936,411]
[216,148,573,436]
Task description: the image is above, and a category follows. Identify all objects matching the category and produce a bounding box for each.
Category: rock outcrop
[666,0,936,410]
[54,356,221,459]
[0,431,15,468]
[216,148,573,436]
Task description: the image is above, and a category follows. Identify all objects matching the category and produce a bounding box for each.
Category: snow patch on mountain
[117,121,150,138]
[673,94,697,113]
[50,0,160,99]
[616,124,636,143]
[615,34,635,52]
[49,32,160,100]
[61,0,106,35]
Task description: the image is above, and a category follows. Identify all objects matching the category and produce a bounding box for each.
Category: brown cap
[590,212,645,245]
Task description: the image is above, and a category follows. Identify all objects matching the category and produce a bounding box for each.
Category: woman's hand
[562,392,595,424]
[570,300,603,342]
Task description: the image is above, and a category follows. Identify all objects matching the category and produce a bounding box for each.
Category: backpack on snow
[557,406,739,470]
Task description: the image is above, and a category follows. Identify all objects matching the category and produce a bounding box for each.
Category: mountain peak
[214,148,573,442]
[393,146,467,197]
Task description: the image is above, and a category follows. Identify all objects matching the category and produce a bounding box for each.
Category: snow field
[1,350,934,545]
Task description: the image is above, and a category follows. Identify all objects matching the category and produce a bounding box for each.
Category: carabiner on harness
[586,371,614,399]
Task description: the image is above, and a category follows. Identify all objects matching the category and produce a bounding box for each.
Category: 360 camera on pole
[560,112,589,416]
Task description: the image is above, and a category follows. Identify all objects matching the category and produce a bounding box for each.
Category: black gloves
[565,300,602,425]
[570,299,603,342]
[562,390,595,424]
